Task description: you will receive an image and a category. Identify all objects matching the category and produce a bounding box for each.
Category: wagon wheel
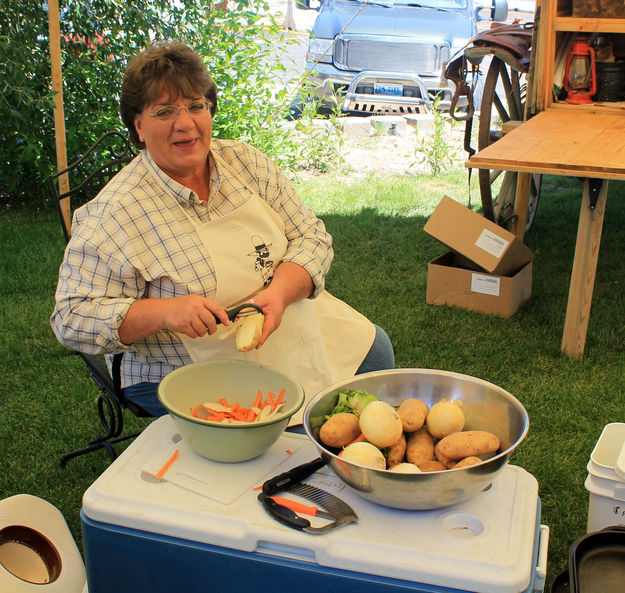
[478,56,541,233]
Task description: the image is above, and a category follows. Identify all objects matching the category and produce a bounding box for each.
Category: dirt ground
[335,116,472,178]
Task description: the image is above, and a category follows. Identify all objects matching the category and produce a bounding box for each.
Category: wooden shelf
[550,100,625,111]
[467,108,625,180]
[554,17,625,33]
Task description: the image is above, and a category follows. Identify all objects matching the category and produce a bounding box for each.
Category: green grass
[2,172,625,589]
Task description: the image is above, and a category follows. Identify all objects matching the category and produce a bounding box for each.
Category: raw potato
[397,398,428,432]
[340,441,386,469]
[419,460,448,472]
[386,433,407,468]
[426,400,465,439]
[236,313,264,352]
[389,462,421,473]
[452,456,483,469]
[359,400,403,448]
[319,413,361,448]
[435,430,500,462]
[405,427,435,466]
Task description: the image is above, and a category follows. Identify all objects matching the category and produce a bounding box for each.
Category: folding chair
[48,131,151,467]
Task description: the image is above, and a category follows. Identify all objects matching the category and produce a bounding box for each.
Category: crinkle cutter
[258,458,358,534]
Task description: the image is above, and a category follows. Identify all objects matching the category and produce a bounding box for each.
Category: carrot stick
[155,449,179,479]
[253,389,263,408]
[275,388,285,404]
[345,433,367,447]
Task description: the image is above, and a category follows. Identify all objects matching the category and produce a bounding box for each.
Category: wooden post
[561,179,608,358]
[512,172,531,241]
[48,0,71,234]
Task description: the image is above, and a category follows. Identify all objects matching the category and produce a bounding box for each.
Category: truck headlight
[306,38,334,64]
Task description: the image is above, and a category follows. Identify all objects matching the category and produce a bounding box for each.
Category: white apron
[177,162,375,424]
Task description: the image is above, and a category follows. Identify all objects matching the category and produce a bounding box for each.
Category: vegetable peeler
[262,457,326,495]
[216,303,264,325]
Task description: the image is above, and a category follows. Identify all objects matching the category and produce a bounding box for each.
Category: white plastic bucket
[585,423,625,532]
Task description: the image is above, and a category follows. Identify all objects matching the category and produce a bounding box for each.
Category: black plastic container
[592,61,625,103]
[549,568,570,593]
[568,526,625,593]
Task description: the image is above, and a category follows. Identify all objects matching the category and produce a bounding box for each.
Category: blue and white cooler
[81,416,549,593]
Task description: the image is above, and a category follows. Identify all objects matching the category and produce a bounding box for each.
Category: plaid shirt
[51,139,333,388]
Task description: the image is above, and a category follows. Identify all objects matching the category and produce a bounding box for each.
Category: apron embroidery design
[248,234,274,286]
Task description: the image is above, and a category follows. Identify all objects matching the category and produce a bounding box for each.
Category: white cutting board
[142,434,301,505]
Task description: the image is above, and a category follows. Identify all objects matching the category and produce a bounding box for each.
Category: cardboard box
[424,196,534,318]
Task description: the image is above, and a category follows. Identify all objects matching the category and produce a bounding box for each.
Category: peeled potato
[340,441,386,469]
[389,462,421,473]
[236,313,264,352]
[426,399,465,438]
[359,400,403,448]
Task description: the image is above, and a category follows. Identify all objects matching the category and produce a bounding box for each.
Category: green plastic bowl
[158,360,305,463]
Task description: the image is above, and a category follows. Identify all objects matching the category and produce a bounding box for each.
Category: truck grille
[333,35,449,75]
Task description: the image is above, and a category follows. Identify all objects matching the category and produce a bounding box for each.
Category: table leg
[561,179,609,358]
[512,172,531,241]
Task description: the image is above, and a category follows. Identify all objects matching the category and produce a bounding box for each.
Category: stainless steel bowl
[303,368,529,510]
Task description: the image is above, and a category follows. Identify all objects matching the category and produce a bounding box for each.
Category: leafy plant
[371,119,389,136]
[1,0,330,207]
[412,96,458,176]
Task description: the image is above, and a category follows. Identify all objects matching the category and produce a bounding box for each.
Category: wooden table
[468,106,625,357]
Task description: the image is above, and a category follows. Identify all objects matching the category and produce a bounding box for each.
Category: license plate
[374,82,403,96]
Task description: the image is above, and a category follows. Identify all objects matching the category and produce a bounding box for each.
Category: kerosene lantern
[564,36,597,104]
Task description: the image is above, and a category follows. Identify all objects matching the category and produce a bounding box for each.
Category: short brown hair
[120,41,218,148]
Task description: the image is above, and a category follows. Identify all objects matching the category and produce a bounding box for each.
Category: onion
[358,400,403,448]
[426,400,465,438]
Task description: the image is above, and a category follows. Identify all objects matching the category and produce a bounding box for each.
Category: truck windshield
[347,0,467,8]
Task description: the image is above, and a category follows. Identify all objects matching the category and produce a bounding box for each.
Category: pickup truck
[295,0,509,115]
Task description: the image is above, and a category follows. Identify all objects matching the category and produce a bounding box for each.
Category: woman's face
[134,90,212,182]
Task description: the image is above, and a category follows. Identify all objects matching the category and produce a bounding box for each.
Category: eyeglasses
[145,100,212,122]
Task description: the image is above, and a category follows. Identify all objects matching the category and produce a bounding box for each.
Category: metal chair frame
[48,131,150,467]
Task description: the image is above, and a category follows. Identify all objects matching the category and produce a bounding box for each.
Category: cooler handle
[533,525,550,593]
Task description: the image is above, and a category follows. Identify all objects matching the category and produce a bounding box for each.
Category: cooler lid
[82,417,540,593]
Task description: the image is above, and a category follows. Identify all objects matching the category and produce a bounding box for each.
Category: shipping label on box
[471,273,501,297]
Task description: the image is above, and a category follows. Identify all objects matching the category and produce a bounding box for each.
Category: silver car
[296,0,508,115]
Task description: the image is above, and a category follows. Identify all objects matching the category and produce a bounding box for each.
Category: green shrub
[1,0,337,207]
